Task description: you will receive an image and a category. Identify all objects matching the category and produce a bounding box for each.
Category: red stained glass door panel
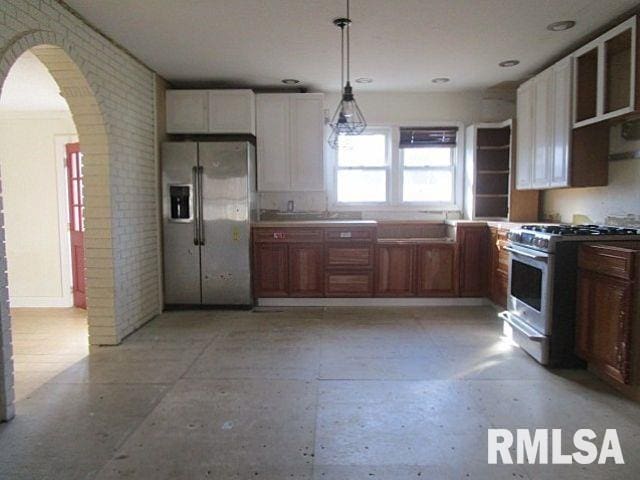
[66,143,86,309]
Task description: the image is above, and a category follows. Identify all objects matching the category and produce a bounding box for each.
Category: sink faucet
[287,200,295,213]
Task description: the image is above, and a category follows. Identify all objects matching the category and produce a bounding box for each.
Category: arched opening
[0,41,115,420]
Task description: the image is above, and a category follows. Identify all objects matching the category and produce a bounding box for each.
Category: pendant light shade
[328,1,367,149]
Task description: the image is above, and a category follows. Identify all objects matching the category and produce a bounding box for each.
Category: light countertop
[252,220,378,227]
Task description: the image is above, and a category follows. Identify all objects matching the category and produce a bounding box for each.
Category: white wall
[542,122,640,225]
[260,90,517,214]
[0,112,77,307]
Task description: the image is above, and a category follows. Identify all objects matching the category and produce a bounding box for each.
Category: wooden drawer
[579,244,636,280]
[325,271,373,297]
[253,228,323,243]
[326,244,374,268]
[324,227,375,242]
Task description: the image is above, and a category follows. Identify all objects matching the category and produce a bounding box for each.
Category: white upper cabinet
[573,16,637,128]
[289,94,324,191]
[550,58,573,187]
[166,90,209,133]
[516,58,573,190]
[166,89,255,134]
[208,90,255,135]
[532,69,554,189]
[256,93,324,192]
[515,79,534,190]
[256,94,291,191]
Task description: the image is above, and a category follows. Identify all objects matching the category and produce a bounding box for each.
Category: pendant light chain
[346,0,350,84]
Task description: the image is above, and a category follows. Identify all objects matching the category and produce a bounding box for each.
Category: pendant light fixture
[328,0,367,149]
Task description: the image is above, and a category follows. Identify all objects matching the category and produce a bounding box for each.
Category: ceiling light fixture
[355,77,373,84]
[499,59,520,68]
[431,77,450,84]
[281,79,300,85]
[328,0,367,149]
[547,20,576,32]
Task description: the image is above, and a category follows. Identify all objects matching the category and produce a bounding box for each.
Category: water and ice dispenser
[169,185,192,221]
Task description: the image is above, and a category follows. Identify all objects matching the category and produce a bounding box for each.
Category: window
[335,129,390,204]
[331,125,461,210]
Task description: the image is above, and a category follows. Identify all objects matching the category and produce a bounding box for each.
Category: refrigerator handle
[198,166,205,246]
[192,166,200,246]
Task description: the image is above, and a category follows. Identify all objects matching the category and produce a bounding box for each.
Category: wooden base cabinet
[575,243,639,386]
[488,227,509,308]
[375,244,416,296]
[457,225,490,297]
[289,244,324,297]
[417,244,457,296]
[253,243,288,297]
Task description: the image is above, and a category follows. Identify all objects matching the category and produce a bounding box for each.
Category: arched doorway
[0,38,115,421]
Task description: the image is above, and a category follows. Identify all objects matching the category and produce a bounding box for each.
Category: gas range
[506,224,640,253]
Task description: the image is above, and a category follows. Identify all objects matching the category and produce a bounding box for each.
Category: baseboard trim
[9,297,73,308]
[257,297,490,307]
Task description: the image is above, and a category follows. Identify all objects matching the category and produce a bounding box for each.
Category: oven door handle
[498,311,546,342]
[503,246,548,260]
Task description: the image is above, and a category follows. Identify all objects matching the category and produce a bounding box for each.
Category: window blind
[399,126,458,148]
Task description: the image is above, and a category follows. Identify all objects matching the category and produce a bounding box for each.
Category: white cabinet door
[256,94,291,191]
[532,70,553,188]
[208,90,255,135]
[550,58,572,187]
[290,94,324,191]
[166,90,208,133]
[516,80,535,190]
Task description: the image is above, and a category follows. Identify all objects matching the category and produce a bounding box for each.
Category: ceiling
[66,0,638,92]
[0,51,70,111]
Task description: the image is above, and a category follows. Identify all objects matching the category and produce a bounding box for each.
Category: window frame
[327,122,464,211]
[330,126,393,209]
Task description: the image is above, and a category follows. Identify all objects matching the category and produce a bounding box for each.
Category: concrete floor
[1,306,639,479]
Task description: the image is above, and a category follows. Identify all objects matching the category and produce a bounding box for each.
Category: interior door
[65,143,86,309]
[199,142,252,305]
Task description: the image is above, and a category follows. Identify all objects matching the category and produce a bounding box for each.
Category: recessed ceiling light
[281,79,301,85]
[355,77,373,84]
[499,60,520,68]
[547,20,576,32]
[431,77,450,84]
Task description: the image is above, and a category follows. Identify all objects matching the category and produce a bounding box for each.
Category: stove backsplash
[543,120,640,227]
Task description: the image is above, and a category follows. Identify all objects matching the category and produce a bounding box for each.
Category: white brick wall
[0,0,162,421]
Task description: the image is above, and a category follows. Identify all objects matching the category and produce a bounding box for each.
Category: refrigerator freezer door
[199,142,253,305]
[162,142,202,304]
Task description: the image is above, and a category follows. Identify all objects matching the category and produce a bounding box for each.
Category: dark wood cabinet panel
[488,227,509,307]
[289,244,324,297]
[416,244,456,296]
[326,244,373,268]
[324,227,375,242]
[576,269,633,384]
[458,225,490,297]
[375,244,416,296]
[579,244,635,280]
[253,228,323,243]
[253,243,288,297]
[325,271,373,297]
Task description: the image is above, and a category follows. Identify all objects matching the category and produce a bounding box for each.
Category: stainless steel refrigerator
[162,141,256,306]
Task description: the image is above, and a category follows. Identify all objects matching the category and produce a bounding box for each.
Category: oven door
[505,244,554,335]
